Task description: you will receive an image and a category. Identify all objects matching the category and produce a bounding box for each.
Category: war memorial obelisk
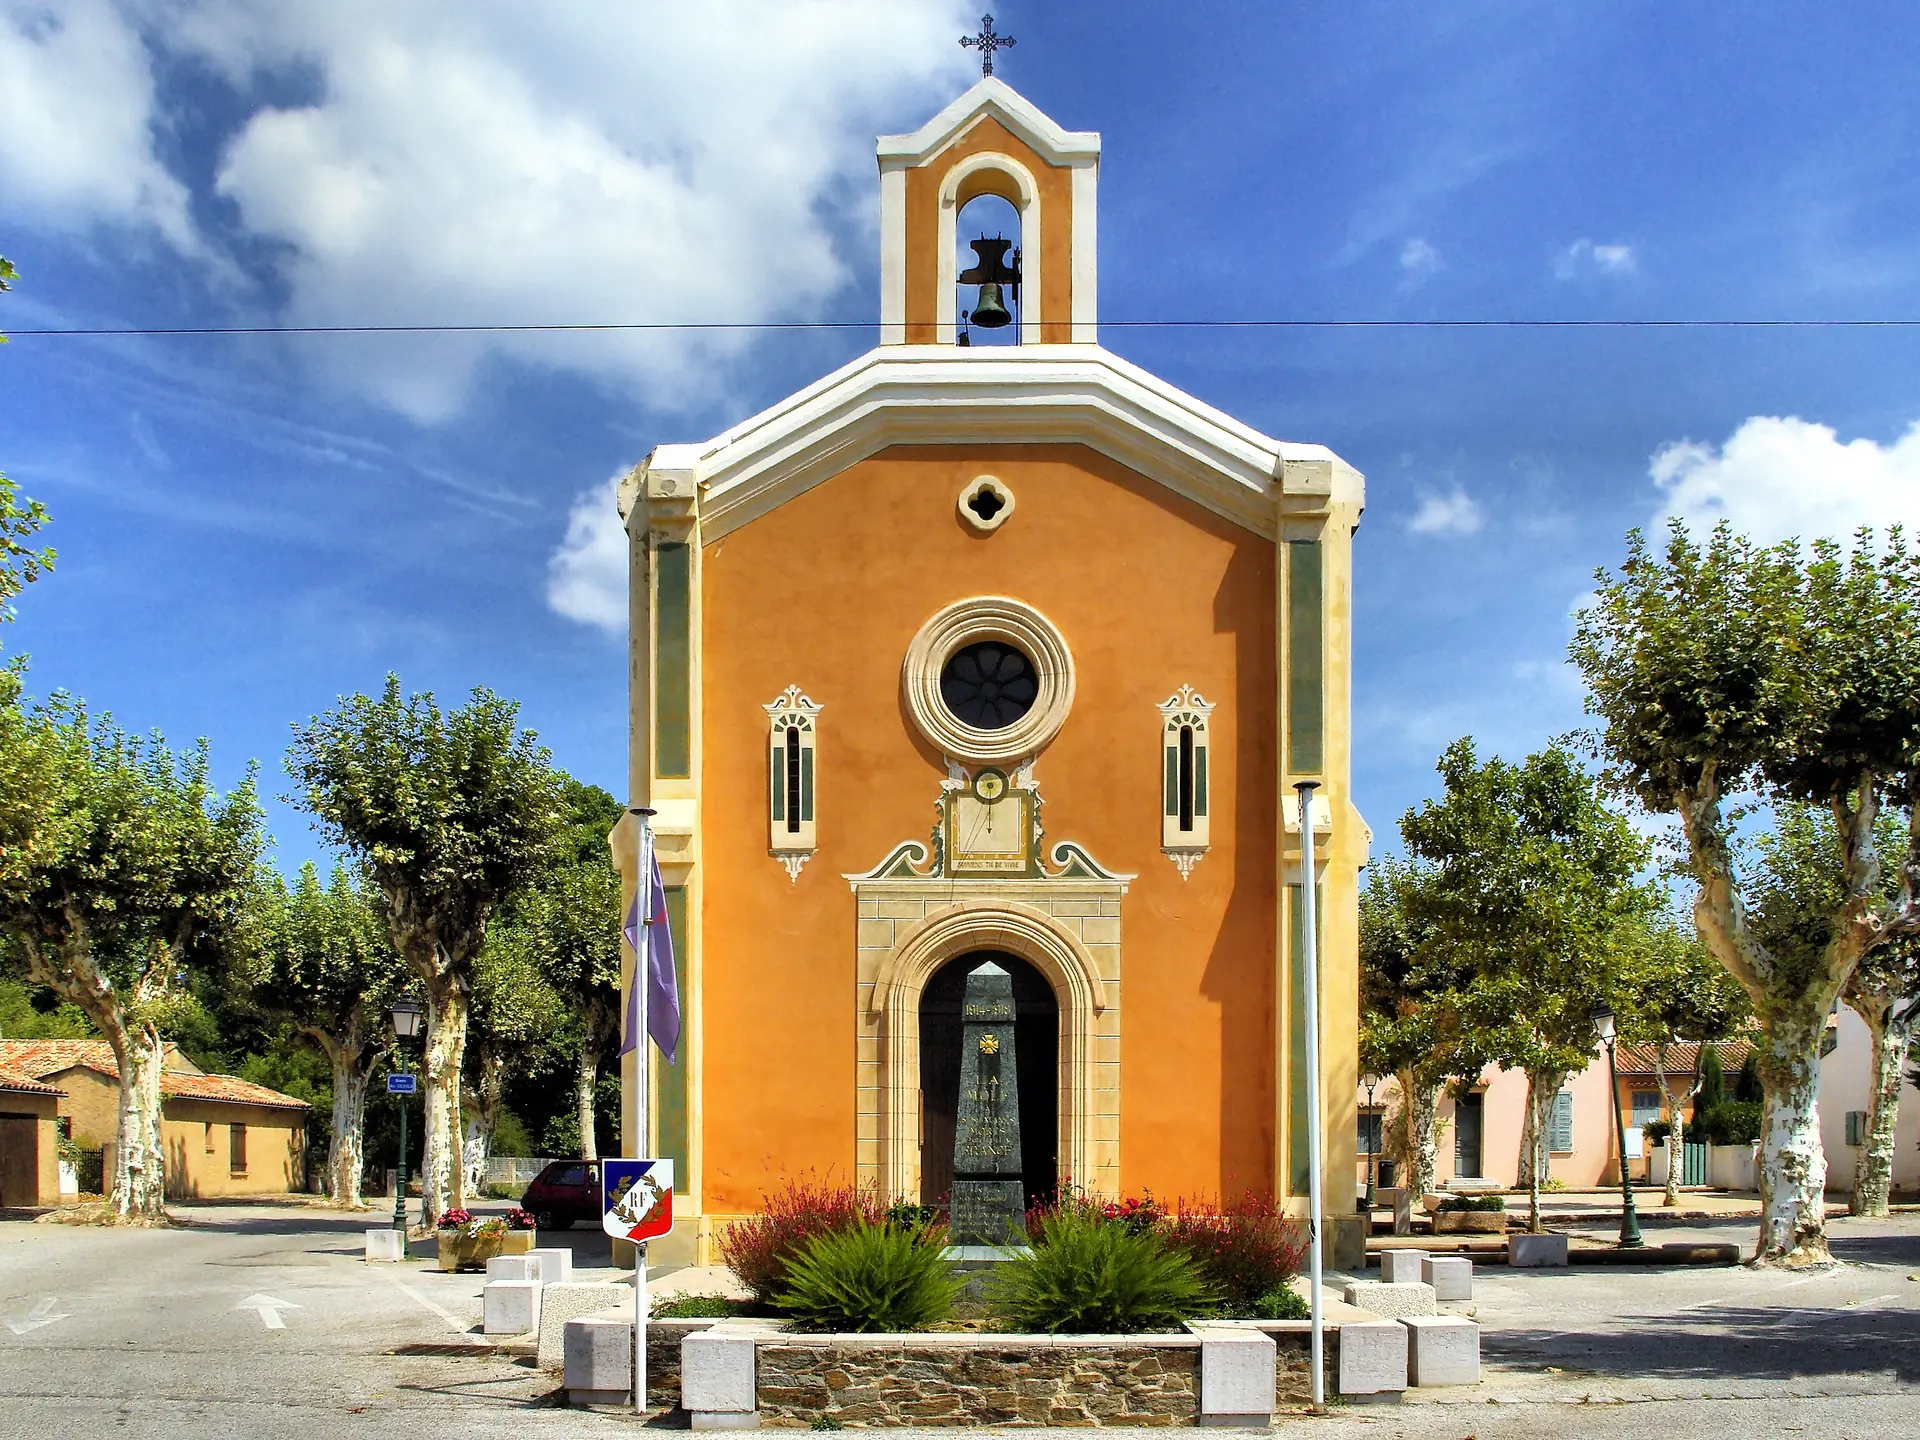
[949,962,1025,1245]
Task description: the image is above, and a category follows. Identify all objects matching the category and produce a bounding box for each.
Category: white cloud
[547,473,626,632]
[1651,414,1920,545]
[1554,237,1637,279]
[1398,237,1442,286]
[1407,485,1484,536]
[0,0,976,419]
[0,0,195,247]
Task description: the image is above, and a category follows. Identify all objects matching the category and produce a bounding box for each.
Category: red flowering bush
[435,1208,474,1231]
[1163,1193,1307,1314]
[1024,1182,1164,1241]
[505,1208,537,1231]
[718,1174,888,1303]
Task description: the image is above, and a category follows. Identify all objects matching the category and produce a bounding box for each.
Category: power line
[7,318,1920,338]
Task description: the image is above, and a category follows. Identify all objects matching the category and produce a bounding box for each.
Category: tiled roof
[1615,1037,1755,1077]
[159,1072,309,1112]
[0,1040,305,1111]
[0,1064,64,1097]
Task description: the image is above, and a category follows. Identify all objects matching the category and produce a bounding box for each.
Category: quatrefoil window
[958,475,1015,533]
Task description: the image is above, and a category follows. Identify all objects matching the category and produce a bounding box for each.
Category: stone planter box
[1432,1209,1505,1234]
[437,1228,535,1272]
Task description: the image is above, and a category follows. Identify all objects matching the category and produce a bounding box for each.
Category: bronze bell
[959,236,1020,331]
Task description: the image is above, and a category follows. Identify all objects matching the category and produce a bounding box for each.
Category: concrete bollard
[537,1283,634,1369]
[1390,1188,1414,1237]
[1422,1255,1473,1300]
[683,1329,760,1430]
[364,1228,405,1263]
[1379,1248,1428,1285]
[564,1315,632,1408]
[1508,1233,1570,1267]
[1196,1327,1275,1427]
[1342,1281,1438,1318]
[483,1279,541,1336]
[485,1255,535,1282]
[529,1247,574,1285]
[1402,1315,1480,1386]
[1337,1319,1408,1400]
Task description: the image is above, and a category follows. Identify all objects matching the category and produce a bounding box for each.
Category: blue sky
[3,0,1919,874]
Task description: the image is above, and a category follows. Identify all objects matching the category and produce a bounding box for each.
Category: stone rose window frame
[903,596,1075,766]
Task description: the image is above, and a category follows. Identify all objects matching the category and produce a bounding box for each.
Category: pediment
[876,77,1099,170]
[627,345,1364,542]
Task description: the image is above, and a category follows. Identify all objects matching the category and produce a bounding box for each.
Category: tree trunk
[420,976,470,1224]
[1515,1082,1538,1194]
[1397,1068,1439,1199]
[465,1047,505,1199]
[1653,1044,1684,1208]
[1846,986,1909,1219]
[1753,1003,1831,1265]
[576,1042,599,1162]
[1522,1070,1566,1235]
[326,1046,370,1209]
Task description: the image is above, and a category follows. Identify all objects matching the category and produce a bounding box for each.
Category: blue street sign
[385,1074,418,1095]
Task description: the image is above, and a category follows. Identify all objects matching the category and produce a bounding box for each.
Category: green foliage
[1644,1119,1672,1145]
[652,1294,754,1319]
[1253,1285,1308,1320]
[285,675,566,966]
[1436,1194,1507,1213]
[1698,1100,1763,1146]
[1693,1046,1726,1124]
[773,1222,962,1333]
[0,264,56,623]
[1733,1053,1762,1104]
[1614,915,1749,1056]
[0,975,95,1039]
[720,1175,888,1303]
[245,862,400,1053]
[1162,1194,1306,1315]
[1359,855,1472,1088]
[986,1206,1216,1334]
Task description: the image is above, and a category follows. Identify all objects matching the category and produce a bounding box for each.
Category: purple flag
[621,848,681,1063]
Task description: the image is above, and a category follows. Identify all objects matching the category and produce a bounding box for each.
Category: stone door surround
[853,887,1122,1201]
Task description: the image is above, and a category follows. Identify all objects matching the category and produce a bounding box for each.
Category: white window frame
[765,686,822,883]
[1158,686,1214,880]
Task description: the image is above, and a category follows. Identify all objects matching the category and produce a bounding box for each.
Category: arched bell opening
[955,191,1022,348]
[918,950,1059,1212]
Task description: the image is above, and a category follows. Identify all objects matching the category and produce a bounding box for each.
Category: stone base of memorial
[438,1229,534,1272]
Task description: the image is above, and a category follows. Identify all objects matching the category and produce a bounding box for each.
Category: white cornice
[876,77,1100,169]
[638,346,1364,543]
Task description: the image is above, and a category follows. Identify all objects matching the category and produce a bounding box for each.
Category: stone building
[615,78,1366,1266]
[0,1063,65,1206]
[0,1040,309,1200]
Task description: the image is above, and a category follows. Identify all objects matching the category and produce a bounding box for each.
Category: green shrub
[720,1174,888,1303]
[1163,1193,1306,1315]
[1643,1119,1672,1145]
[987,1206,1216,1333]
[1733,1054,1763,1104]
[1436,1194,1506,1213]
[773,1221,962,1333]
[1701,1100,1762,1145]
[653,1294,754,1320]
[1693,1047,1726,1127]
[76,1147,103,1195]
[1253,1285,1308,1320]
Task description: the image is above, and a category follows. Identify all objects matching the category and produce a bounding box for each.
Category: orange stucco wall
[699,444,1276,1214]
[904,117,1075,343]
[0,1095,62,1206]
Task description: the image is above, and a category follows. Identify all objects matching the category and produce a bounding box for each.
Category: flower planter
[436,1228,534,1272]
[1433,1209,1506,1234]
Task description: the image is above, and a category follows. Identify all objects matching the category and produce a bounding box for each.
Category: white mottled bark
[1652,1044,1688,1207]
[1754,1005,1830,1264]
[576,1044,599,1162]
[419,977,469,1222]
[326,1049,370,1209]
[1396,1068,1439,1199]
[1847,987,1909,1219]
[115,1025,168,1217]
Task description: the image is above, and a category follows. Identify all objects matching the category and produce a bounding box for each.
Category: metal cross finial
[960,14,1015,77]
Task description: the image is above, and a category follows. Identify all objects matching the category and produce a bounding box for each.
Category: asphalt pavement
[1,1203,1917,1438]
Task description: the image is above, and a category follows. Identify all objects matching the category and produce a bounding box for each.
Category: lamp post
[1589,1001,1644,1249]
[1362,1071,1381,1212]
[390,998,424,1233]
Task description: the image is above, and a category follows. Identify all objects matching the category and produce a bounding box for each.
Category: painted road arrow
[5,1298,68,1335]
[235,1293,301,1330]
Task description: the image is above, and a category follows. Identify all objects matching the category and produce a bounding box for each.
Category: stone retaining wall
[755,1340,1201,1428]
[1268,1326,1340,1405]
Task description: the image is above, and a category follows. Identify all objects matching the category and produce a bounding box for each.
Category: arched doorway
[918,950,1058,1211]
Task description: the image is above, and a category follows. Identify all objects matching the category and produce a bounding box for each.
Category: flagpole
[630,806,655,1418]
[1295,781,1326,1414]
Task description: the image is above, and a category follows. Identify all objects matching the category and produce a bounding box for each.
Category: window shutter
[1550,1091,1574,1152]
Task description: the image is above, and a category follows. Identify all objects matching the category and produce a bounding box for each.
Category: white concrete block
[529,1247,574,1285]
[1403,1315,1480,1387]
[1508,1232,1570,1267]
[486,1255,535,1282]
[484,1279,541,1335]
[1423,1255,1473,1301]
[691,1415,760,1430]
[564,1315,632,1407]
[1378,1249,1428,1285]
[364,1228,405,1262]
[1342,1281,1437,1318]
[537,1283,633,1368]
[1337,1319,1408,1398]
[683,1330,758,1415]
[1388,1188,1414,1236]
[1198,1327,1275,1422]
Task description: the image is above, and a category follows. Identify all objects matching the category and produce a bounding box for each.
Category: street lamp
[1589,1000,1644,1249]
[1361,1071,1381,1211]
[390,998,425,1233]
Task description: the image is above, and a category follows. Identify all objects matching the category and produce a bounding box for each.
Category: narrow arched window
[1158,688,1215,879]
[765,687,821,882]
[785,725,803,834]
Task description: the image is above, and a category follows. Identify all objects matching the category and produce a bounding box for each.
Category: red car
[520,1160,601,1230]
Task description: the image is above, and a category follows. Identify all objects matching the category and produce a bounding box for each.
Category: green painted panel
[1287,540,1324,777]
[800,747,814,822]
[770,739,784,822]
[1164,745,1179,817]
[1195,745,1209,819]
[656,886,691,1192]
[655,543,692,778]
[1286,883,1325,1197]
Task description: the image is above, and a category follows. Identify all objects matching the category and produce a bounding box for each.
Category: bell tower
[876,77,1100,348]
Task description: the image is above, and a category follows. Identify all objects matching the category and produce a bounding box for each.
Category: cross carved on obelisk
[960,14,1015,77]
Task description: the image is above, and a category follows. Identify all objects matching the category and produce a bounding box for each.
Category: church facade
[615,79,1367,1267]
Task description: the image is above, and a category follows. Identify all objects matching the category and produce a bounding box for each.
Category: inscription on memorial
[949,961,1025,1244]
